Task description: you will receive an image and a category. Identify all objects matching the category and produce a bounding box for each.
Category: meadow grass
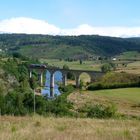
[0,115,140,140]
[68,88,140,117]
[41,59,140,74]
[40,59,101,71]
[87,88,140,103]
[118,51,140,60]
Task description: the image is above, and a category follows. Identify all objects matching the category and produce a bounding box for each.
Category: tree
[109,62,116,70]
[101,63,112,73]
[29,77,37,90]
[4,91,27,115]
[79,59,83,65]
[63,64,74,80]
[101,62,117,73]
[63,64,69,70]
[79,80,84,89]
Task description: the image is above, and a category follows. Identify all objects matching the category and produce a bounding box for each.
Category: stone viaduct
[29,64,104,97]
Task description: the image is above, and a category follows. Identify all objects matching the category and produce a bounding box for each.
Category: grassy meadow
[40,59,101,71]
[115,61,140,74]
[68,88,140,117]
[1,54,140,140]
[118,51,140,60]
[0,88,140,140]
[40,58,140,75]
[0,116,140,140]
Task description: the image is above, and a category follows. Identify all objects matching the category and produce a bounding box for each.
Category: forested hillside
[0,34,140,59]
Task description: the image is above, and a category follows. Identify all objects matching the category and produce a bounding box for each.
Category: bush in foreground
[84,104,117,118]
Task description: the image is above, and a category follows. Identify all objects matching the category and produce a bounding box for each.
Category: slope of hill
[68,88,140,117]
[0,34,140,59]
[0,67,19,95]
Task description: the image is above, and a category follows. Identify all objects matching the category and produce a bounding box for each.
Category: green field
[88,88,140,103]
[68,88,140,117]
[40,58,140,75]
[118,51,140,60]
[40,59,101,71]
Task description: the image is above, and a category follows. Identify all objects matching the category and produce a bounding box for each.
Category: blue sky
[0,0,140,28]
[0,0,140,36]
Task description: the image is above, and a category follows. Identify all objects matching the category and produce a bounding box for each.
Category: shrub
[88,72,140,90]
[88,82,139,90]
[4,91,28,116]
[46,93,74,117]
[101,72,140,84]
[101,63,112,73]
[59,84,75,93]
[87,104,117,118]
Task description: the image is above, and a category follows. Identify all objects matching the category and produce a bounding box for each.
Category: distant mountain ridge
[0,34,140,59]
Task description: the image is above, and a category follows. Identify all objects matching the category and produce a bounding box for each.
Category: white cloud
[61,24,140,37]
[0,17,60,35]
[1,17,140,37]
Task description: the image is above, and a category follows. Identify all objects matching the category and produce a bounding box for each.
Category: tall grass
[0,116,140,140]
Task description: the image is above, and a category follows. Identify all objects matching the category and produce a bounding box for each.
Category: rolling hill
[0,34,140,59]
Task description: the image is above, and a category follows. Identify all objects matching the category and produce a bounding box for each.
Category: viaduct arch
[29,64,104,97]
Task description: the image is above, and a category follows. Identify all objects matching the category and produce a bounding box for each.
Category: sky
[0,0,140,37]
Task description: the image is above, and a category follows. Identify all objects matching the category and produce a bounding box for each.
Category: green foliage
[29,77,38,90]
[79,59,83,65]
[46,95,74,117]
[118,51,140,60]
[79,80,84,89]
[1,34,140,59]
[0,89,48,115]
[0,52,76,117]
[102,72,140,83]
[63,64,75,80]
[1,56,39,91]
[12,52,29,60]
[23,91,47,115]
[45,85,75,117]
[0,55,76,117]
[88,72,140,90]
[79,104,117,118]
[101,63,115,73]
[4,90,27,115]
[86,104,117,118]
[0,84,75,116]
[59,84,75,93]
[35,95,47,114]
[0,93,5,114]
[88,82,140,90]
[63,64,69,70]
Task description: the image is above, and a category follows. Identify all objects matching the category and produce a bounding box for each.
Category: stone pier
[50,71,54,97]
[62,73,67,86]
[76,74,80,88]
[29,70,32,78]
[38,70,44,87]
[29,64,105,97]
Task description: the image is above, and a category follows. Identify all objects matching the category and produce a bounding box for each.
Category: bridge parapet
[29,64,105,97]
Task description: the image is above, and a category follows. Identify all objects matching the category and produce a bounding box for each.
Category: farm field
[40,59,140,74]
[115,61,140,74]
[68,88,140,117]
[40,59,101,71]
[0,116,140,140]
